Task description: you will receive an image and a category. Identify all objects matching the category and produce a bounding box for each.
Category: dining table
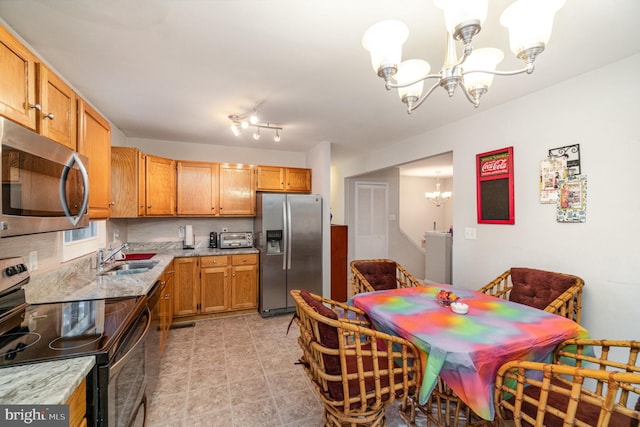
[350,284,589,421]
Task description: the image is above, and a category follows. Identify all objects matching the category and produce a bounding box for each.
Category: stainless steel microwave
[1,117,89,237]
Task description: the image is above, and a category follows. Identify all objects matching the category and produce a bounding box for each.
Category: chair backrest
[351,259,399,291]
[496,339,640,427]
[508,267,579,310]
[350,259,423,295]
[291,289,421,415]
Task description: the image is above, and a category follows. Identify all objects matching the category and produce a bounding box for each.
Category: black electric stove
[0,257,145,368]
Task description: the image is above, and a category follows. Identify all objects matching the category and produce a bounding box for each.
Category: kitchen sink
[98,260,159,276]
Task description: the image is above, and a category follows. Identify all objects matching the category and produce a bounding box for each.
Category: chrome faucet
[97,242,128,272]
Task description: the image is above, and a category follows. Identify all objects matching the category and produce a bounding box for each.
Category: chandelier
[362,0,566,112]
[228,111,283,143]
[425,173,451,207]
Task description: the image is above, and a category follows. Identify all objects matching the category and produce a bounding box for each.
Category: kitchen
[1,1,640,426]
[0,114,324,426]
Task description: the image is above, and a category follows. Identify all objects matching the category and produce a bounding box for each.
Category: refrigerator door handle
[286,199,293,270]
[282,201,287,271]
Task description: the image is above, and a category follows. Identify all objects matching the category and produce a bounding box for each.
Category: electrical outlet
[29,250,38,271]
[178,226,185,238]
[464,227,477,240]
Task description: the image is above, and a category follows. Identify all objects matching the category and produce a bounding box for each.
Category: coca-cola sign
[476,147,515,224]
[480,153,510,177]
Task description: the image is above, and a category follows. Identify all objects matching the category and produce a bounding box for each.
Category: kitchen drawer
[231,254,257,265]
[200,255,228,268]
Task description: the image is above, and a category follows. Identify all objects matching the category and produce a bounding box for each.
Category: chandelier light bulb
[241,121,249,129]
[253,128,260,140]
[249,112,259,125]
[273,129,281,143]
[230,124,241,136]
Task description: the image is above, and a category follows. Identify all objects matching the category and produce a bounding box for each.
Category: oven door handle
[111,307,151,373]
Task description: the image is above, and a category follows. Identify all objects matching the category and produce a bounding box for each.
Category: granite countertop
[23,245,258,304]
[0,356,95,404]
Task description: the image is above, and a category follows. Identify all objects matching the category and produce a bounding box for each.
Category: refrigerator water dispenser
[266,230,283,254]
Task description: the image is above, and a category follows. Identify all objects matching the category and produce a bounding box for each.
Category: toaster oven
[219,231,253,249]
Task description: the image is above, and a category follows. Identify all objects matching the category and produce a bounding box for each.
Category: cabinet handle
[147,205,152,208]
[109,201,116,206]
[29,103,41,111]
[164,294,170,299]
[43,113,55,120]
[160,280,166,285]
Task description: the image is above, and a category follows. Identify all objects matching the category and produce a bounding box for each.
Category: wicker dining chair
[495,339,640,427]
[350,259,423,295]
[478,267,584,324]
[290,289,423,426]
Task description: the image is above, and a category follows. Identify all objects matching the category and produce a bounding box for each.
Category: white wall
[333,54,640,340]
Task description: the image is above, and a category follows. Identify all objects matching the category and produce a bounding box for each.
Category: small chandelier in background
[228,111,283,143]
[362,0,566,112]
[425,172,451,207]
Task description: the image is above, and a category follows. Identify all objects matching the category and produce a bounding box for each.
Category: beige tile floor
[146,312,415,427]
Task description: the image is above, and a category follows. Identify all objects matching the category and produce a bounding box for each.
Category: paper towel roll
[185,225,194,246]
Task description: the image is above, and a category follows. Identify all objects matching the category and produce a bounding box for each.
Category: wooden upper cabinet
[37,64,77,149]
[256,165,285,191]
[219,164,255,216]
[77,98,111,220]
[285,167,311,192]
[256,165,311,193]
[111,147,144,218]
[0,25,38,129]
[145,154,176,216]
[177,161,218,216]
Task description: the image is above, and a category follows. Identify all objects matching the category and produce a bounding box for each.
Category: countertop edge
[0,356,96,404]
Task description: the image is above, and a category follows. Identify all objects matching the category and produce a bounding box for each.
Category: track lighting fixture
[228,112,283,143]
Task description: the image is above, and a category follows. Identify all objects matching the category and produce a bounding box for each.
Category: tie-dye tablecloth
[350,285,588,420]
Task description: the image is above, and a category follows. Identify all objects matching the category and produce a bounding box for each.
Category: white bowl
[450,302,469,314]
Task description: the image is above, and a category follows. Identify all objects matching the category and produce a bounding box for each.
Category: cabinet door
[77,98,111,220]
[256,165,284,191]
[146,154,176,216]
[137,151,146,216]
[230,264,257,310]
[173,257,199,317]
[0,25,38,129]
[37,64,77,149]
[177,161,218,215]
[110,147,141,218]
[200,266,229,313]
[219,164,255,216]
[285,168,311,192]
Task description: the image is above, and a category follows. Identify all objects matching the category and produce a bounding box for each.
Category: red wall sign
[476,147,515,224]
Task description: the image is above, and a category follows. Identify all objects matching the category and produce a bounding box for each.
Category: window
[62,221,106,262]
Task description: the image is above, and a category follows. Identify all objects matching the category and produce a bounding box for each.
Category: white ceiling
[0,0,638,176]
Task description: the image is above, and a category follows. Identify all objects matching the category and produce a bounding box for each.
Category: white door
[354,182,388,260]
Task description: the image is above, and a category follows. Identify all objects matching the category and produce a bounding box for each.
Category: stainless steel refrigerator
[255,193,323,317]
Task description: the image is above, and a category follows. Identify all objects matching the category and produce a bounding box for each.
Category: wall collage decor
[540,144,587,223]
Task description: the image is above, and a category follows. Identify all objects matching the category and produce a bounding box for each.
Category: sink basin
[123,253,156,261]
[99,260,159,276]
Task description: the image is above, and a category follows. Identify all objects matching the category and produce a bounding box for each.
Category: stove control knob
[5,266,17,276]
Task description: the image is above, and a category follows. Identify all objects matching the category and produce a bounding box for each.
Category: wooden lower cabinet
[159,260,174,353]
[230,254,258,310]
[66,377,87,427]
[173,254,257,318]
[200,256,229,313]
[173,257,199,316]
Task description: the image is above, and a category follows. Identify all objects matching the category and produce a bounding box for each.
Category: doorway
[354,182,388,260]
